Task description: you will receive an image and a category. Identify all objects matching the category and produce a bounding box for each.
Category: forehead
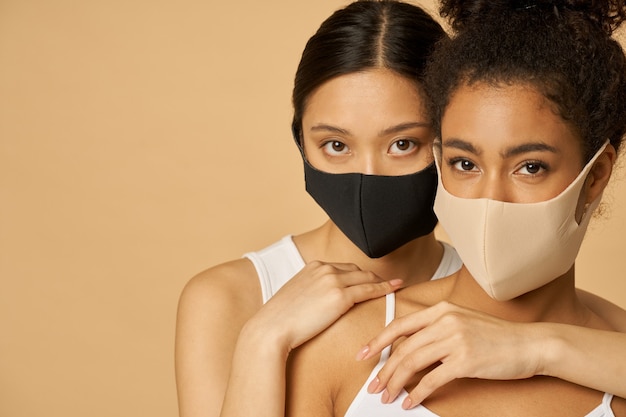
[302,69,427,124]
[441,82,582,156]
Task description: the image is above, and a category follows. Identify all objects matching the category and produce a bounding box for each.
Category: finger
[301,261,362,278]
[321,262,362,272]
[403,363,457,409]
[381,341,445,403]
[331,269,387,287]
[372,326,441,390]
[340,278,403,305]
[357,309,438,361]
[358,301,470,361]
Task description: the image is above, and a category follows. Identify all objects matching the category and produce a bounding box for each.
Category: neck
[294,220,444,286]
[447,265,591,325]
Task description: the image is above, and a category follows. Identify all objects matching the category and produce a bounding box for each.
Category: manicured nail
[387,391,399,403]
[355,345,370,361]
[367,377,380,394]
[389,279,403,287]
[381,389,390,404]
[402,396,413,409]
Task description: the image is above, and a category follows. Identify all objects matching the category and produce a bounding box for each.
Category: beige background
[1,1,625,416]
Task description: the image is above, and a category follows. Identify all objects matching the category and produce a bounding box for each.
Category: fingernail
[388,279,403,287]
[367,377,380,394]
[387,391,399,403]
[381,389,390,404]
[402,396,413,409]
[355,345,370,361]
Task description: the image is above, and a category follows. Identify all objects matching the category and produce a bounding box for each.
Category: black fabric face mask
[303,158,439,258]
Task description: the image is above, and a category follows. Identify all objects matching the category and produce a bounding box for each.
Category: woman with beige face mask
[359,0,626,408]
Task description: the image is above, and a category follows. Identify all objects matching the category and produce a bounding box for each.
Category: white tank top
[344,293,617,417]
[243,236,462,303]
[244,236,307,303]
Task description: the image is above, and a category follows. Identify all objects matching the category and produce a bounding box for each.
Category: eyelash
[445,157,550,176]
[389,139,418,154]
[517,160,549,176]
[320,140,349,155]
[447,157,477,172]
[319,138,419,156]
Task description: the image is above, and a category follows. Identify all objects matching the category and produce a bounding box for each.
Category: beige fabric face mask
[434,142,608,301]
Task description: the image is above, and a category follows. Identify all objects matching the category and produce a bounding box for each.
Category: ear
[585,143,617,202]
[576,143,617,221]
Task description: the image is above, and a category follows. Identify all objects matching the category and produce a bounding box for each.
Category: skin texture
[360,290,626,407]
[359,83,626,405]
[282,82,626,416]
[438,83,586,203]
[177,67,626,416]
[176,68,446,417]
[302,70,434,176]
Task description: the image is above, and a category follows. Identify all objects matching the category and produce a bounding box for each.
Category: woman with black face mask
[176,2,626,417]
[177,4,460,416]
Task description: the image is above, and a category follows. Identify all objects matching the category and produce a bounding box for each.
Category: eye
[517,161,548,176]
[321,140,349,156]
[389,139,417,155]
[449,158,478,172]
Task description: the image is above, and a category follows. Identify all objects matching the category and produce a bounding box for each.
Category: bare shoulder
[577,288,626,332]
[178,258,261,317]
[175,258,262,417]
[175,257,262,378]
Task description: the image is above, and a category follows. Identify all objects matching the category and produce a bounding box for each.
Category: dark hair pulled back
[425,0,626,160]
[291,0,446,141]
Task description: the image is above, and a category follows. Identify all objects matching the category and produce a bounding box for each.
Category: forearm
[220,319,291,417]
[538,323,626,397]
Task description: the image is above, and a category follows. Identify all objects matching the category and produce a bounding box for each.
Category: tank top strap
[385,292,396,325]
[602,392,614,413]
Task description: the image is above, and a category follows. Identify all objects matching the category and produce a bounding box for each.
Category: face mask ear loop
[432,140,443,169]
[574,140,611,224]
[292,123,309,162]
[575,174,594,224]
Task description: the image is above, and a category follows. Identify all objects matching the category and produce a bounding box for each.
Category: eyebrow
[379,122,431,136]
[442,138,481,155]
[442,138,558,158]
[310,124,350,135]
[500,142,558,158]
[309,121,430,137]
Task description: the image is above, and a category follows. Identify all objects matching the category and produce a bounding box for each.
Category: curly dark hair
[425,0,626,161]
